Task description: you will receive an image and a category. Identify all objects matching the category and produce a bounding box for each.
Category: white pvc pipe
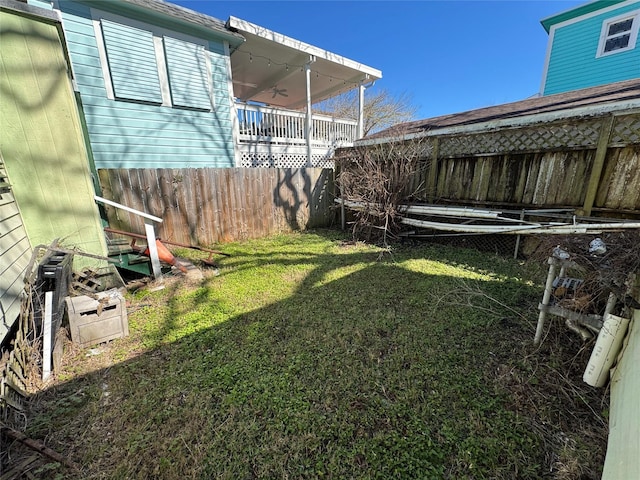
[401,216,640,235]
[583,313,631,387]
[95,195,163,223]
[144,219,162,280]
[43,291,53,381]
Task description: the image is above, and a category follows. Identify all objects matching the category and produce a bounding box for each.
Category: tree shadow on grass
[12,235,607,480]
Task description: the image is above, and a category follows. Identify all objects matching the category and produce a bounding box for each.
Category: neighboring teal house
[540,0,640,95]
[30,0,380,170]
[46,0,244,169]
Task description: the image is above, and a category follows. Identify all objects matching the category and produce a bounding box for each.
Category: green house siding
[543,2,640,95]
[0,8,107,267]
[56,0,236,169]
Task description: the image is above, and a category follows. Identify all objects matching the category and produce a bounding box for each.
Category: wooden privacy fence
[339,111,640,217]
[98,168,335,245]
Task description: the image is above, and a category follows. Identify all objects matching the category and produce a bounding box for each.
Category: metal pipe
[535,257,558,345]
[513,209,525,259]
[401,217,640,234]
[604,292,618,318]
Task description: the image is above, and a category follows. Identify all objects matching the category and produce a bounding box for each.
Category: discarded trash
[552,246,570,260]
[589,237,607,255]
[552,277,584,299]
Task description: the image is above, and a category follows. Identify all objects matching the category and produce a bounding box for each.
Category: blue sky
[172,0,584,120]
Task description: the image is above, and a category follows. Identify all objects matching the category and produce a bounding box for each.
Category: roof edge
[227,16,382,80]
[0,0,60,23]
[76,0,245,45]
[540,0,627,33]
[357,100,640,147]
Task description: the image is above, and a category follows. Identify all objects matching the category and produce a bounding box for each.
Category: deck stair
[106,236,153,276]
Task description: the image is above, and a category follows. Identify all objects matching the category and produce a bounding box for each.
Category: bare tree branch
[335,130,431,246]
[315,88,418,136]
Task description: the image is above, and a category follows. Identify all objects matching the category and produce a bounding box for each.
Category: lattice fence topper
[610,114,640,146]
[438,118,604,158]
[240,152,334,169]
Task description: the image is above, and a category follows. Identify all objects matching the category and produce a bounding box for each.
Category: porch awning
[226,16,382,111]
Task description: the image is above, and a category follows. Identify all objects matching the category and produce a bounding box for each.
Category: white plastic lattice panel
[241,152,335,169]
[439,119,602,157]
[610,115,640,146]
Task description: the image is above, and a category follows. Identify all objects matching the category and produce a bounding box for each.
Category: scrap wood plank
[1,388,25,411]
[0,424,80,471]
[8,351,26,381]
[0,453,41,480]
[4,373,27,399]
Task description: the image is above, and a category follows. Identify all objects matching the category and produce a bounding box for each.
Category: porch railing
[236,103,358,147]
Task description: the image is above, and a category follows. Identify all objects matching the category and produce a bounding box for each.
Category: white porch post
[357,76,374,140]
[358,82,365,139]
[304,55,316,166]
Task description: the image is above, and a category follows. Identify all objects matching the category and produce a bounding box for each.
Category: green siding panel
[544,2,640,95]
[0,10,107,269]
[57,1,236,169]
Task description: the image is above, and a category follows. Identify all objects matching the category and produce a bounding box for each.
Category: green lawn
[24,230,607,479]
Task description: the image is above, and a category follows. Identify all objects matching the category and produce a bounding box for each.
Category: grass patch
[19,230,607,479]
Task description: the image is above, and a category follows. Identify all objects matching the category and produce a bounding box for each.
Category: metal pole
[535,257,558,345]
[513,209,525,259]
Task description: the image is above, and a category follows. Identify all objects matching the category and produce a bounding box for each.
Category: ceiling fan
[271,86,288,98]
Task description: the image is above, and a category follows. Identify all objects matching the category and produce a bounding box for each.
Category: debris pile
[532,231,640,316]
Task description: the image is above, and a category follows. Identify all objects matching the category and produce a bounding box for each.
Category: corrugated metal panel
[58,4,235,169]
[98,168,335,245]
[544,2,640,95]
[100,20,163,103]
[163,36,211,110]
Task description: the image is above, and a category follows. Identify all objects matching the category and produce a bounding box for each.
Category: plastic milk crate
[65,291,129,348]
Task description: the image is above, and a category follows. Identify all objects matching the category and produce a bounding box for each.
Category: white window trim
[596,9,640,58]
[90,8,214,110]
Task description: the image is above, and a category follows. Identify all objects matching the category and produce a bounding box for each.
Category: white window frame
[91,9,214,110]
[596,9,640,58]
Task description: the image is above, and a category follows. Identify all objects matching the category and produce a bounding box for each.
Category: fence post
[427,138,439,203]
[581,115,614,216]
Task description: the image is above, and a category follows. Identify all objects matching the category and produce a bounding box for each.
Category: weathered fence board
[598,147,640,211]
[98,168,335,246]
[339,112,640,216]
